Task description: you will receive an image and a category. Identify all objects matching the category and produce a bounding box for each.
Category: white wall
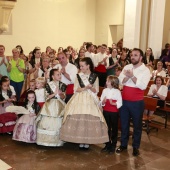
[95,0,125,46]
[0,0,96,55]
[162,0,170,48]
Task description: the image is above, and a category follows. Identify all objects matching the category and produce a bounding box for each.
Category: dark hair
[49,69,59,81]
[165,43,170,49]
[108,47,112,54]
[0,79,9,86]
[102,44,107,48]
[115,67,123,72]
[107,76,119,89]
[80,57,94,72]
[32,48,41,59]
[132,48,144,57]
[86,43,93,50]
[1,76,9,82]
[25,90,37,106]
[154,76,164,85]
[16,45,24,54]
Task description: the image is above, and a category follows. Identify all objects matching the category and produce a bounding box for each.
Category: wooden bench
[143,96,163,134]
[156,91,170,128]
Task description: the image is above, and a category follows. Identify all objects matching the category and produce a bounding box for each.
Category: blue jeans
[120,100,144,149]
[10,80,24,101]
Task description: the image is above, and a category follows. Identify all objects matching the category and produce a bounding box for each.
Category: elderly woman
[152,61,166,80]
[7,48,25,100]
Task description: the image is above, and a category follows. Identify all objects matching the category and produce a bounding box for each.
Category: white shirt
[85,51,94,59]
[152,70,166,79]
[148,84,168,98]
[118,63,150,90]
[54,63,77,85]
[100,88,122,109]
[38,67,52,78]
[10,85,16,96]
[93,52,109,67]
[35,88,46,102]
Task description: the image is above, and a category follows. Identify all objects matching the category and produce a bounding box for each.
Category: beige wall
[162,0,170,48]
[95,0,125,46]
[0,0,96,55]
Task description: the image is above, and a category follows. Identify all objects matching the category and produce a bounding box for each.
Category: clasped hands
[123,69,134,78]
[102,97,116,105]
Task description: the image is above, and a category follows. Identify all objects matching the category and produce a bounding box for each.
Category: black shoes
[101,146,115,154]
[116,146,139,156]
[115,146,127,154]
[101,146,109,152]
[133,148,140,156]
[108,147,115,154]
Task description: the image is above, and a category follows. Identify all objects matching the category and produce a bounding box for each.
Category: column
[123,0,142,49]
[148,0,166,59]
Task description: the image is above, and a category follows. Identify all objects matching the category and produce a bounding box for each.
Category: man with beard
[116,48,150,156]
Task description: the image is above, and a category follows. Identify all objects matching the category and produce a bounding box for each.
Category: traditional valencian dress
[36,80,66,147]
[60,72,109,144]
[12,102,41,143]
[0,88,17,133]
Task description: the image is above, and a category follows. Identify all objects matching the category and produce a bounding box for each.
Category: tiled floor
[0,116,170,170]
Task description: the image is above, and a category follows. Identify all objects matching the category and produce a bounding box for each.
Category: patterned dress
[36,81,66,146]
[12,102,40,143]
[60,72,109,144]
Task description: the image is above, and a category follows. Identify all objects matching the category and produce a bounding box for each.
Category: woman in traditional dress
[36,69,66,147]
[60,57,109,150]
[12,90,41,143]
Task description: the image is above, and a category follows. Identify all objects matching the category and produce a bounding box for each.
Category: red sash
[66,84,74,95]
[103,99,118,112]
[94,64,106,73]
[38,102,45,108]
[122,86,144,101]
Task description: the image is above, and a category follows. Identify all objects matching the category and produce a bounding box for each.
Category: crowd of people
[0,42,170,157]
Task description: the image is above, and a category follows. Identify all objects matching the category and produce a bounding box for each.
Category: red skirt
[0,112,17,133]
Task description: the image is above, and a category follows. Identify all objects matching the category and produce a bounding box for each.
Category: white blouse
[148,84,168,98]
[100,88,122,109]
[35,88,46,102]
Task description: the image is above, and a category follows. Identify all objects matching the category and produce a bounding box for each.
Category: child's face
[1,82,9,91]
[27,93,35,103]
[106,79,112,88]
[115,70,121,77]
[36,81,44,89]
[29,82,36,91]
[52,71,61,81]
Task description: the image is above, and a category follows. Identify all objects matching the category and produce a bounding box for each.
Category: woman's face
[156,77,162,86]
[79,50,85,57]
[35,50,41,58]
[52,71,61,81]
[157,62,163,69]
[27,93,35,103]
[42,59,49,68]
[80,61,89,73]
[112,49,117,57]
[12,50,20,58]
[146,48,152,56]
